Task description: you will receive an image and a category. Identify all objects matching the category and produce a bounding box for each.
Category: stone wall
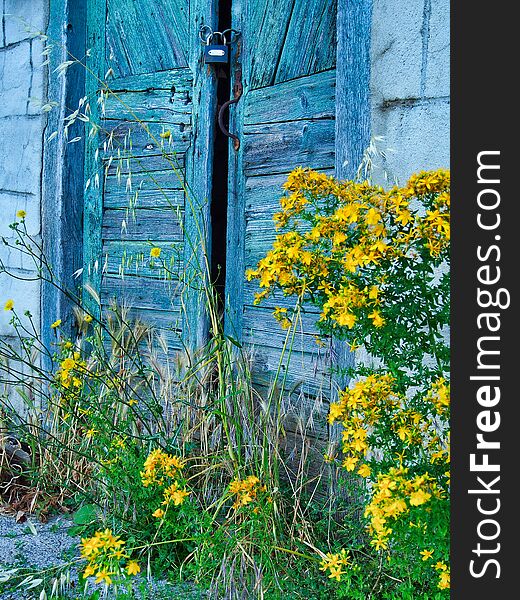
[0,1,48,401]
[370,0,450,182]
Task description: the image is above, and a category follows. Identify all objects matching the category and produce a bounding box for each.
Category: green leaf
[226,335,243,348]
[73,503,98,525]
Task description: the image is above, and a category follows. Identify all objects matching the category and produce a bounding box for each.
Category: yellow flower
[16,210,26,219]
[409,489,431,506]
[84,314,93,323]
[4,299,14,311]
[152,508,165,518]
[163,484,190,506]
[328,402,344,424]
[438,571,450,589]
[86,428,97,438]
[150,247,161,258]
[343,456,359,471]
[83,564,96,578]
[94,569,113,585]
[365,207,381,225]
[357,464,371,478]
[335,311,356,328]
[159,130,171,139]
[61,357,76,370]
[80,536,103,558]
[420,549,434,561]
[126,561,140,576]
[51,319,62,328]
[368,310,385,327]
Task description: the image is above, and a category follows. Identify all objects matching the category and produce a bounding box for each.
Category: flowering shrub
[249,168,450,596]
[247,168,450,388]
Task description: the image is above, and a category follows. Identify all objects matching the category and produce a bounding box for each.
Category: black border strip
[452,1,515,595]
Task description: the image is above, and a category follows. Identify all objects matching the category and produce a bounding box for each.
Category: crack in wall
[1,0,5,47]
[420,0,432,97]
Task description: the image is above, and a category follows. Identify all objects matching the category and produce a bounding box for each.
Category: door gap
[210,0,233,314]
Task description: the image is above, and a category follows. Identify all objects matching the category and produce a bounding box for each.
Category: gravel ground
[0,514,208,599]
[0,513,78,570]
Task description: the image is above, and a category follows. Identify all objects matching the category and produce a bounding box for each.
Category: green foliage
[250,168,451,597]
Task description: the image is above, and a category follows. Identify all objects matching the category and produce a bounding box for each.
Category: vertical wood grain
[42,0,86,363]
[182,0,219,352]
[332,0,372,395]
[82,0,106,318]
[224,0,248,341]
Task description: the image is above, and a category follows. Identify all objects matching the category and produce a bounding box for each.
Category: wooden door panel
[248,0,337,90]
[106,0,189,76]
[84,0,218,352]
[244,69,336,124]
[103,241,183,278]
[273,0,337,84]
[226,0,338,402]
[243,119,335,176]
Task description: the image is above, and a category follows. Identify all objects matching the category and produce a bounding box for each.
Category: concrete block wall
[370,0,450,183]
[0,2,48,400]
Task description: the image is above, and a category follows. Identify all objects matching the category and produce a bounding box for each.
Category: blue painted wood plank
[104,188,185,209]
[331,0,372,394]
[99,120,191,159]
[274,0,337,84]
[182,0,219,351]
[101,275,183,312]
[105,0,189,77]
[224,3,248,342]
[83,0,107,317]
[248,0,296,90]
[102,208,184,241]
[243,119,336,176]
[244,69,336,125]
[42,0,86,353]
[107,69,192,92]
[103,241,183,279]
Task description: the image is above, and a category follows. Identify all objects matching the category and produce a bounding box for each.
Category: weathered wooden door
[225,0,339,407]
[83,0,218,351]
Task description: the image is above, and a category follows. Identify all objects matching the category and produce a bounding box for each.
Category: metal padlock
[204,33,229,64]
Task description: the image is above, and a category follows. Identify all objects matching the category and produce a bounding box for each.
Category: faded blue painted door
[225,0,338,423]
[83,0,218,351]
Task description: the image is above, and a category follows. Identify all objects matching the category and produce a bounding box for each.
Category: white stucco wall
[0,2,47,396]
[370,0,449,182]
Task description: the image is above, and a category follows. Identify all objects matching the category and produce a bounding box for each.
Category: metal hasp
[218,65,243,150]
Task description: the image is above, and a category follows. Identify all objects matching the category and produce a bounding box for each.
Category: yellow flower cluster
[141,448,184,487]
[433,561,450,590]
[329,375,397,475]
[425,377,450,416]
[141,449,190,517]
[364,468,441,550]
[246,168,450,333]
[319,549,351,582]
[80,529,140,585]
[162,481,190,506]
[405,171,450,257]
[229,475,268,510]
[56,349,86,390]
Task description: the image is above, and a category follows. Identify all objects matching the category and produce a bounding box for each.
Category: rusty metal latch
[218,65,243,150]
